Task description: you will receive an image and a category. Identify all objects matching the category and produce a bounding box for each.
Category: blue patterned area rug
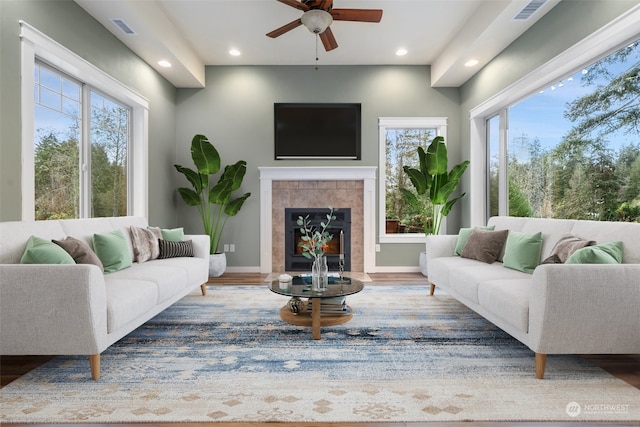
[1,285,638,423]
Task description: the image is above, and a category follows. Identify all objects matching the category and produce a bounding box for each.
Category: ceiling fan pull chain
[315,33,319,70]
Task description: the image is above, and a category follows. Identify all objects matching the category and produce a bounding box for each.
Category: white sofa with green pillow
[0,216,209,380]
[427,216,640,379]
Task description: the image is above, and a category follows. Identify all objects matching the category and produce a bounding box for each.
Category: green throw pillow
[20,235,75,264]
[566,241,623,264]
[503,231,543,274]
[161,227,185,242]
[454,226,495,256]
[92,229,132,273]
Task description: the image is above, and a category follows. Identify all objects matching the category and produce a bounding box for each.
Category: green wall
[175,65,461,267]
[0,0,177,227]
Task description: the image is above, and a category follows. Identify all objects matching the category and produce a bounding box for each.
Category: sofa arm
[0,264,108,355]
[529,264,640,354]
[184,234,210,259]
[425,234,458,261]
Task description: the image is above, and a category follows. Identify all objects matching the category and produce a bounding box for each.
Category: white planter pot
[419,251,428,277]
[209,253,227,278]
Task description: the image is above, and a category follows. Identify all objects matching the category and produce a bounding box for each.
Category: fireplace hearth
[284,208,351,271]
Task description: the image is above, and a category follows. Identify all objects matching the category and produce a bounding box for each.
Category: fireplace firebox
[284,208,351,271]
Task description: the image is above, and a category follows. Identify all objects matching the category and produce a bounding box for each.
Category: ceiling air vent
[111,18,136,35]
[513,0,547,20]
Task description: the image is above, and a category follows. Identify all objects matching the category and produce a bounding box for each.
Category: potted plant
[174,134,251,277]
[400,136,469,275]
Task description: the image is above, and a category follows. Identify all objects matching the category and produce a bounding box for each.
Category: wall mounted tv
[274,103,361,160]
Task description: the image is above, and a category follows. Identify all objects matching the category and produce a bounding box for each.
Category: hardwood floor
[2,272,639,427]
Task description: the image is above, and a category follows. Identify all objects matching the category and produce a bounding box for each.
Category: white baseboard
[225,266,262,273]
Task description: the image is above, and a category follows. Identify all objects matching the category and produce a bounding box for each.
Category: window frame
[468,7,640,226]
[20,21,149,221]
[378,116,448,243]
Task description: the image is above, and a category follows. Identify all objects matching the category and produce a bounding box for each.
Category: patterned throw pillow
[130,226,162,263]
[53,236,104,271]
[543,233,596,264]
[158,239,194,259]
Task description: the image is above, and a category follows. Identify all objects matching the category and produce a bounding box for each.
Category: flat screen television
[274,103,361,160]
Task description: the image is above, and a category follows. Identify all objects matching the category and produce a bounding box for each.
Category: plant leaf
[191,134,221,175]
[426,136,448,176]
[403,166,428,195]
[224,192,251,216]
[177,188,200,206]
[174,165,203,194]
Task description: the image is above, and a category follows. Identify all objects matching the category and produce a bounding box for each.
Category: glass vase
[312,255,328,291]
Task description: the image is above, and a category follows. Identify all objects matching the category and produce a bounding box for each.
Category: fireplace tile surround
[259,167,377,274]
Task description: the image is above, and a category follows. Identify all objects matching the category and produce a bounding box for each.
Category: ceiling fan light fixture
[301,9,333,34]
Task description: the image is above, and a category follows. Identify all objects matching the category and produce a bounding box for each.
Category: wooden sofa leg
[535,353,547,379]
[201,283,207,296]
[429,283,436,296]
[89,354,101,380]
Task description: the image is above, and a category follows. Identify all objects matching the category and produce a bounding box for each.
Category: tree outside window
[491,38,640,222]
[34,62,130,220]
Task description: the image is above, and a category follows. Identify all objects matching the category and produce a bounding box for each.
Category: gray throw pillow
[53,236,104,271]
[460,229,509,264]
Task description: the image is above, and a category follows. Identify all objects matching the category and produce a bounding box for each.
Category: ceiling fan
[266,0,383,52]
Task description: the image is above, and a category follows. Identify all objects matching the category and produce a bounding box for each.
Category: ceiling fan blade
[276,0,309,12]
[320,27,338,51]
[330,9,383,22]
[266,18,303,38]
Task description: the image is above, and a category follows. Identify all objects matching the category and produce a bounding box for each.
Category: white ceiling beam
[75,0,205,88]
[431,0,561,87]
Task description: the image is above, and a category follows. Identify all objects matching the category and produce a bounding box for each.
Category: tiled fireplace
[258,167,377,273]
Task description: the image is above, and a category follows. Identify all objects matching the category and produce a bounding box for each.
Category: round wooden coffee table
[268,276,364,339]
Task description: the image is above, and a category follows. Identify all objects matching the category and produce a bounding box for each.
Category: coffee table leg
[311,298,321,339]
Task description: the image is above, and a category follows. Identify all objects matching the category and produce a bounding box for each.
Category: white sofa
[427,216,640,379]
[0,216,209,380]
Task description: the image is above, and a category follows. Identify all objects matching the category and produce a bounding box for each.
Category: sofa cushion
[20,236,75,265]
[108,262,189,303]
[447,260,529,304]
[544,233,596,263]
[103,278,159,333]
[460,229,509,264]
[53,236,104,271]
[503,231,543,274]
[130,226,162,263]
[477,279,530,334]
[566,241,623,264]
[454,226,495,256]
[93,230,133,273]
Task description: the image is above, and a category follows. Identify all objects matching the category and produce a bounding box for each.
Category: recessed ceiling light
[396,48,408,56]
[464,59,479,67]
[158,60,172,68]
[229,49,241,57]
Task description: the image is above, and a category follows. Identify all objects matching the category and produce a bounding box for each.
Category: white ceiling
[74,0,561,88]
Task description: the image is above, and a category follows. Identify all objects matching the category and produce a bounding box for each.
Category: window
[21,22,148,221]
[469,9,640,226]
[378,117,447,243]
[33,62,131,220]
[488,38,640,222]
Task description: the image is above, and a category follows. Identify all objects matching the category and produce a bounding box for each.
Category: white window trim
[468,5,640,227]
[20,21,149,220]
[378,117,447,243]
